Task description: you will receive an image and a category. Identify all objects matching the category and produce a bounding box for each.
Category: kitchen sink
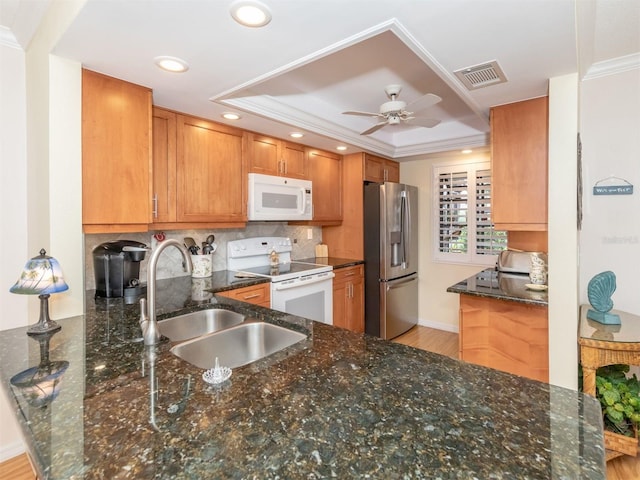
[158,309,245,342]
[170,321,307,369]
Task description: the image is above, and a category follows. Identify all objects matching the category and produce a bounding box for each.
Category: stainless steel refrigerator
[364,182,418,339]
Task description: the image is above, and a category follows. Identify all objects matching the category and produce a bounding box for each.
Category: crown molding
[583,53,640,80]
[0,26,21,50]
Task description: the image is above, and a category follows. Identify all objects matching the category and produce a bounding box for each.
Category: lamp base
[27,294,62,336]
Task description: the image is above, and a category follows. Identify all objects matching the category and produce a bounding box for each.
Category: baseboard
[417,318,459,334]
[0,440,25,463]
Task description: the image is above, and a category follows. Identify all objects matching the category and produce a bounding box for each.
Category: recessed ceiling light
[222,112,241,120]
[336,146,347,151]
[154,56,189,73]
[230,0,272,27]
[462,149,473,154]
[290,132,304,138]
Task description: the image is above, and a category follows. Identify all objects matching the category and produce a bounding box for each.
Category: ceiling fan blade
[405,93,442,113]
[361,121,388,135]
[410,117,441,128]
[342,110,380,117]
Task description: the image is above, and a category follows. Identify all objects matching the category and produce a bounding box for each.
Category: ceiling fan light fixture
[154,56,189,73]
[222,112,241,120]
[230,0,272,27]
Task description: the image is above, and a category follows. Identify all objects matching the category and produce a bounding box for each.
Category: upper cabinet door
[491,97,548,231]
[245,132,308,179]
[364,154,399,182]
[152,107,177,224]
[82,69,152,232]
[245,132,280,176]
[281,141,308,179]
[307,148,342,222]
[176,115,246,223]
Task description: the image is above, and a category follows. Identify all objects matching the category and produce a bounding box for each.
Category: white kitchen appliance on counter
[227,237,334,324]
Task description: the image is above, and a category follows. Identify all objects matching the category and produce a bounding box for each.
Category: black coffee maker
[93,240,148,299]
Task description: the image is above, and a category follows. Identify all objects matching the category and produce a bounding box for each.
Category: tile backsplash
[84,223,321,290]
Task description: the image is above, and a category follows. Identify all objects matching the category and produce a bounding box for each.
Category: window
[433,160,506,265]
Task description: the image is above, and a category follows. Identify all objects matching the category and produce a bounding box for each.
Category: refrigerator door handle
[400,191,409,269]
[386,275,417,291]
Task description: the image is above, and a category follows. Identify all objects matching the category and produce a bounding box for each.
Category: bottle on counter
[270,247,279,267]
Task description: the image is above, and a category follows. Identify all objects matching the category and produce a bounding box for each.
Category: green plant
[595,364,640,437]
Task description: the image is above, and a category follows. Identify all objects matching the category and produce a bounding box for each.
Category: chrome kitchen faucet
[141,239,193,346]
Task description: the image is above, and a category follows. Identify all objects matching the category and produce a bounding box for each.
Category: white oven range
[227,237,334,325]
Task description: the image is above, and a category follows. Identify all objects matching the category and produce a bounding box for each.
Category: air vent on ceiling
[454,61,507,90]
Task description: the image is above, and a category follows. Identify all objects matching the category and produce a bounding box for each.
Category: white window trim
[432,159,505,266]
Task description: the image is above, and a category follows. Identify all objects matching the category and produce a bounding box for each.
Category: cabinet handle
[152,194,158,218]
[344,271,356,277]
[284,160,287,175]
[383,169,388,182]
[242,293,262,300]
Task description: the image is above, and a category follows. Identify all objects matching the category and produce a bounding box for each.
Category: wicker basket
[604,430,638,457]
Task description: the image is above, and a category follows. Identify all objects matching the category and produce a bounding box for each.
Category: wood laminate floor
[1,326,637,479]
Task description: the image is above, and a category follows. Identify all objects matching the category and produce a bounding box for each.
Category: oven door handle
[272,272,335,291]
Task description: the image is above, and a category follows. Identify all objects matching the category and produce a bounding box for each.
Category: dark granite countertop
[0,275,603,479]
[294,257,364,269]
[447,268,549,306]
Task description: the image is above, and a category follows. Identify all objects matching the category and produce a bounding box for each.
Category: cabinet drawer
[333,264,364,284]
[218,283,270,307]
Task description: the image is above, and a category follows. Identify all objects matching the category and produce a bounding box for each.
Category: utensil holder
[191,254,213,278]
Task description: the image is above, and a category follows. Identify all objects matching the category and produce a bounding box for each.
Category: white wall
[0,41,30,462]
[579,67,640,314]
[547,73,579,389]
[0,0,86,461]
[401,152,490,332]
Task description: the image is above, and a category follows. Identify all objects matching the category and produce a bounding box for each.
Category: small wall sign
[593,176,634,196]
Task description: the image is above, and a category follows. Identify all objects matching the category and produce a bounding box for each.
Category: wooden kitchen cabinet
[151,110,247,229]
[364,153,399,183]
[217,282,270,308]
[459,294,548,382]
[151,107,177,224]
[333,264,364,333]
[307,148,343,223]
[82,69,152,233]
[244,132,308,179]
[175,114,246,224]
[491,97,548,231]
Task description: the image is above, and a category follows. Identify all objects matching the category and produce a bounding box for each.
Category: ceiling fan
[342,84,442,135]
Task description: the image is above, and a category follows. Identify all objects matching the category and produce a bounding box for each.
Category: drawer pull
[243,293,262,300]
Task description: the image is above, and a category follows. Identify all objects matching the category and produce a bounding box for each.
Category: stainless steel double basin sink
[158,308,306,369]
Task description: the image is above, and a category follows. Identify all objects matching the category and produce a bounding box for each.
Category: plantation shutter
[475,169,507,256]
[433,161,506,265]
[437,170,468,254]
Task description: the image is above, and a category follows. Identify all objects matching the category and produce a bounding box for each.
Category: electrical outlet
[307,228,313,240]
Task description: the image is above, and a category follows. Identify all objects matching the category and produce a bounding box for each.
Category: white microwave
[248,173,312,221]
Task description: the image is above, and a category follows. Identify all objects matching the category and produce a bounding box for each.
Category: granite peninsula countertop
[0,274,604,479]
[447,268,549,306]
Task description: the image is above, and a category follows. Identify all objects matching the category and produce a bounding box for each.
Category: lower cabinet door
[333,265,364,333]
